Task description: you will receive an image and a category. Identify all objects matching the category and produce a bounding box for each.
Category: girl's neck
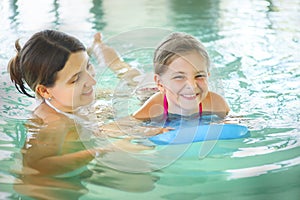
[168,107,199,116]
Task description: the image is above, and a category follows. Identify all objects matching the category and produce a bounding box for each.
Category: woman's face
[47,51,96,112]
[155,51,209,116]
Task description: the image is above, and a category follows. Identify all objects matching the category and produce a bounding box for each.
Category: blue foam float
[149,124,249,145]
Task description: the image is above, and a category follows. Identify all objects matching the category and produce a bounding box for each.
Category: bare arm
[132,92,164,120]
[23,119,107,176]
[89,32,141,86]
[132,91,230,119]
[202,91,230,118]
[23,117,157,176]
[26,149,98,176]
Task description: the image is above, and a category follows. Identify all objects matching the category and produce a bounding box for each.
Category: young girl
[134,32,230,119]
[8,30,155,176]
[91,32,230,120]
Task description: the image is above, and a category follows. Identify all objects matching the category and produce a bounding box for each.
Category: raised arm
[89,32,141,86]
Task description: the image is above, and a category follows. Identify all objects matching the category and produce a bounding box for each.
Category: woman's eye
[71,76,80,84]
[87,63,94,72]
[87,63,92,70]
[87,64,95,76]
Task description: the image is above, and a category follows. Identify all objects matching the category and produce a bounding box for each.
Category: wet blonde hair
[153,32,210,75]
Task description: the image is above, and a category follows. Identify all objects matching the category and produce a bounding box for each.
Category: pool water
[0,0,300,199]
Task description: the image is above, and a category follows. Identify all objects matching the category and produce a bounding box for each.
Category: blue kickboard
[149,124,249,145]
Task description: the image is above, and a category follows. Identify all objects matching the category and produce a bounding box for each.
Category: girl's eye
[195,74,207,79]
[173,75,185,80]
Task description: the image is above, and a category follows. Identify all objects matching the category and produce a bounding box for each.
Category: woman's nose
[85,72,96,87]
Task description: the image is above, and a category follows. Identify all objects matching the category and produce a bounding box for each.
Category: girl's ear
[36,84,52,99]
[154,74,165,94]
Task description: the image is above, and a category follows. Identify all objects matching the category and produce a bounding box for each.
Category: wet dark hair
[8,29,86,98]
[153,32,210,75]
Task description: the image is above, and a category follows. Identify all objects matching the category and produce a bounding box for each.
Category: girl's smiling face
[46,51,96,112]
[155,51,209,116]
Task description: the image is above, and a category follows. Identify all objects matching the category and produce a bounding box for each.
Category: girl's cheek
[197,79,208,85]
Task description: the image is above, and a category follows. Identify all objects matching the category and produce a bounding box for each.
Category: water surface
[0,0,299,199]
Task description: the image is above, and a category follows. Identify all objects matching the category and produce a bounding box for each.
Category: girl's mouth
[180,93,200,100]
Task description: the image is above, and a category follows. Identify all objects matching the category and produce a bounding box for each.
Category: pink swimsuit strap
[163,95,202,117]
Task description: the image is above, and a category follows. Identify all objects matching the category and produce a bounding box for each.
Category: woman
[8,30,155,176]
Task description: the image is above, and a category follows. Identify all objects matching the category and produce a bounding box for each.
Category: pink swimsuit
[163,95,202,117]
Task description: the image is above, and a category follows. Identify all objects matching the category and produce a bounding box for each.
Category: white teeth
[182,94,196,98]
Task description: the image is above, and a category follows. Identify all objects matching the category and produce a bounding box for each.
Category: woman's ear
[154,74,165,94]
[36,84,52,99]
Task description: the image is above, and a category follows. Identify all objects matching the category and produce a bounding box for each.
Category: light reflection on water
[0,0,299,199]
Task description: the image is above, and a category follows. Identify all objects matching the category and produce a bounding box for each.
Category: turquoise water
[0,0,300,199]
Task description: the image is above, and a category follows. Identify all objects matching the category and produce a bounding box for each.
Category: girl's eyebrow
[196,70,208,74]
[171,71,186,75]
[171,70,207,75]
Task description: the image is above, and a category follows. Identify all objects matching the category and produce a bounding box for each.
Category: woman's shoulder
[33,102,70,124]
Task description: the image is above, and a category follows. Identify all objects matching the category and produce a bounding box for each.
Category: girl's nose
[186,78,197,89]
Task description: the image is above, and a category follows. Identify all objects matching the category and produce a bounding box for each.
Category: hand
[92,147,115,158]
[143,126,172,137]
[94,32,102,43]
[110,137,154,153]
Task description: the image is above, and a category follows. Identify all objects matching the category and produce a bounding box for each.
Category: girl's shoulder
[132,92,164,119]
[203,91,230,118]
